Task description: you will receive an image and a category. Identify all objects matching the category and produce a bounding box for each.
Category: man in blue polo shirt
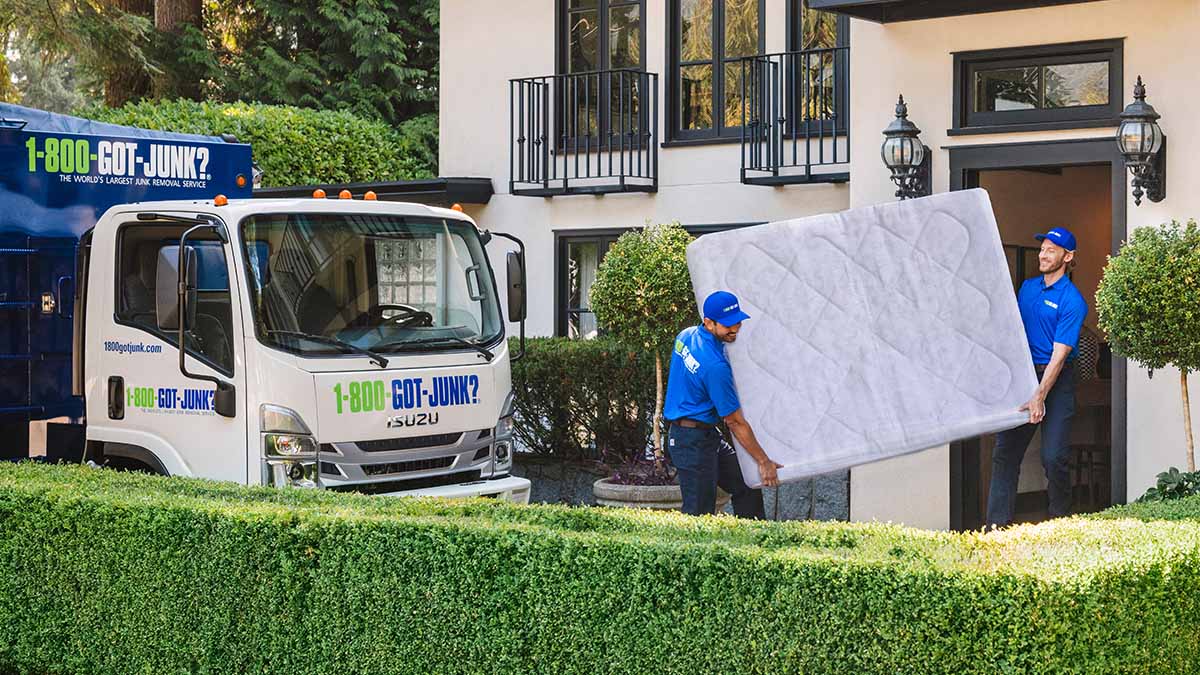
[664,290,783,518]
[986,226,1088,528]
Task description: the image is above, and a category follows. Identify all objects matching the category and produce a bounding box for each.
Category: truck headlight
[260,404,319,488]
[493,392,515,474]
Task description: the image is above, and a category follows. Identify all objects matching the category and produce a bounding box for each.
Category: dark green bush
[1138,467,1200,502]
[78,99,435,186]
[509,337,655,466]
[1,462,1199,674]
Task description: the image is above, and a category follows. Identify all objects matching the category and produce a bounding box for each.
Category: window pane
[974,67,1039,112]
[724,0,759,59]
[609,71,641,141]
[569,0,598,7]
[1044,61,1108,108]
[610,4,642,69]
[680,0,713,62]
[680,64,713,130]
[799,2,838,50]
[566,73,602,139]
[801,49,837,120]
[723,61,748,128]
[567,310,599,339]
[567,241,600,309]
[569,9,600,73]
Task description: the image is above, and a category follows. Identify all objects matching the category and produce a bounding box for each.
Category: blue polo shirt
[663,325,742,425]
[1017,274,1087,365]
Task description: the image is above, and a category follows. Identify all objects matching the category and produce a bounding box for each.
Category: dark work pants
[666,424,765,519]
[986,367,1077,527]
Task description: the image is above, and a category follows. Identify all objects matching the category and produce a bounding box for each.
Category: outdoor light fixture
[881,95,932,200]
[1117,76,1166,206]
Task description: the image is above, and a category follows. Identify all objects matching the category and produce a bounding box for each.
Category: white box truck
[2,104,531,503]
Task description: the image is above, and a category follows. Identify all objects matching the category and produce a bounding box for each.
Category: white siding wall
[847,0,1200,527]
[440,0,849,337]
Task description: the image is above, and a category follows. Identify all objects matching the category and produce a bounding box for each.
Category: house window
[558,234,620,339]
[788,0,845,51]
[556,223,760,338]
[784,0,849,131]
[558,0,647,149]
[952,40,1123,135]
[669,0,765,141]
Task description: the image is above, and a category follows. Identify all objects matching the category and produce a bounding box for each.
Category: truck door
[91,220,247,480]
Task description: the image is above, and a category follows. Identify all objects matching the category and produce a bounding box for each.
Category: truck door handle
[56,275,73,318]
[108,376,124,420]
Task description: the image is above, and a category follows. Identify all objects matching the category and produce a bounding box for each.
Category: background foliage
[82,99,435,186]
[0,0,439,173]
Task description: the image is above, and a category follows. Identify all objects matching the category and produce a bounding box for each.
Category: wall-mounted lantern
[881,95,932,200]
[1117,76,1166,206]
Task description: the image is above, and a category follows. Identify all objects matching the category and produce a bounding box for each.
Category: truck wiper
[265,330,389,368]
[374,336,494,362]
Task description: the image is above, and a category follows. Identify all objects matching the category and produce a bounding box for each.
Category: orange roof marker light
[339,189,352,199]
[214,194,228,207]
[313,189,326,199]
[364,191,378,201]
[450,203,464,212]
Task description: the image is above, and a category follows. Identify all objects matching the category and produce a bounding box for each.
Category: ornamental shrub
[1096,219,1200,473]
[588,224,696,473]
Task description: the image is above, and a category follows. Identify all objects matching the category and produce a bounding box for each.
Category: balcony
[509,69,658,197]
[739,46,850,186]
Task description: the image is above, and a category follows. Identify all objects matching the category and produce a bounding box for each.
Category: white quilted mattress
[685,189,1036,488]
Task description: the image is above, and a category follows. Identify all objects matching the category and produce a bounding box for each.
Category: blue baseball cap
[703,291,751,327]
[1035,227,1078,252]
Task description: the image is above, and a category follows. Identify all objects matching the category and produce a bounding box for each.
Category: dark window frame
[786,0,849,52]
[553,223,763,338]
[667,0,767,143]
[951,39,1124,136]
[554,0,649,154]
[782,0,850,137]
[113,221,236,378]
[556,0,647,76]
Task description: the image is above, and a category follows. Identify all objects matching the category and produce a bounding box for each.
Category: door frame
[947,137,1128,531]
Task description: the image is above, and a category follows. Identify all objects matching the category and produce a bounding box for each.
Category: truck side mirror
[506,250,526,323]
[156,245,197,331]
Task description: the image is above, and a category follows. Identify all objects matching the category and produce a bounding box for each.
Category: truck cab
[79,195,531,503]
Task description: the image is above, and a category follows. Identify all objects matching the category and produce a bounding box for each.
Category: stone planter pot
[593,477,730,512]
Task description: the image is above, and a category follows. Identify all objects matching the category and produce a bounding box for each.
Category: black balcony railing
[510,69,658,197]
[740,46,850,186]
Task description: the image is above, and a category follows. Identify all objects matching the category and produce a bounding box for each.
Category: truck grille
[361,456,455,476]
[325,470,483,495]
[356,433,463,453]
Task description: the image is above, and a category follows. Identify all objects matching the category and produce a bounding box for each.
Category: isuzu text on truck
[0,103,531,503]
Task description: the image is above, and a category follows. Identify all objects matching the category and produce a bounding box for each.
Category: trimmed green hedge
[1,462,1199,674]
[79,99,436,187]
[509,337,655,464]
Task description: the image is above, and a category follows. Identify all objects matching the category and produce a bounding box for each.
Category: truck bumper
[376,475,531,505]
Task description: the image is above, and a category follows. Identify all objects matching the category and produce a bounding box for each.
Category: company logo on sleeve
[675,340,701,374]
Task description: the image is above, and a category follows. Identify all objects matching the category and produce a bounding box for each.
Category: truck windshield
[241,213,503,356]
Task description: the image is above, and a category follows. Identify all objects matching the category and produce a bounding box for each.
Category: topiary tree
[589,223,696,471]
[1096,219,1200,473]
